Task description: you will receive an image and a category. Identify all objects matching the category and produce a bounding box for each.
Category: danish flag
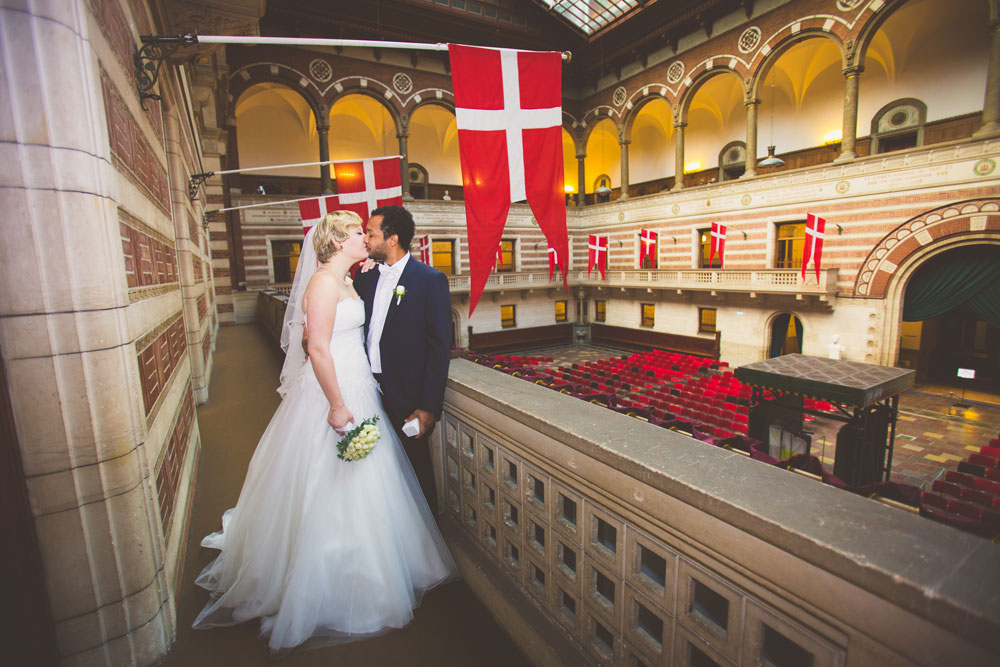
[639,229,657,267]
[297,195,340,236]
[449,43,569,314]
[333,156,402,224]
[495,240,505,271]
[802,213,827,282]
[588,234,608,280]
[710,222,727,268]
[548,247,559,282]
[420,235,431,264]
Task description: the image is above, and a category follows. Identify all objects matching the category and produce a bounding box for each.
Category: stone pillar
[318,122,332,193]
[619,139,630,199]
[576,153,587,206]
[836,66,863,162]
[164,111,209,404]
[0,3,176,663]
[672,122,687,190]
[399,131,412,200]
[975,11,1000,138]
[743,99,760,178]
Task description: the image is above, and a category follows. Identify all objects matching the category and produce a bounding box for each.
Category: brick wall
[155,382,195,534]
[137,315,186,416]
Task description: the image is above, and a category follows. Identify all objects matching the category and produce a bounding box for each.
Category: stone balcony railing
[448,268,838,300]
[435,360,1000,667]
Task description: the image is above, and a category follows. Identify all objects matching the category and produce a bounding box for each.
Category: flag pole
[140,33,571,61]
[190,156,403,200]
[206,193,336,215]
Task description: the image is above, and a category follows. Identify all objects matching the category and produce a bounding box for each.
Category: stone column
[836,66,863,162]
[619,139,630,199]
[399,131,412,199]
[0,3,175,663]
[743,98,760,178]
[164,110,209,404]
[318,122,332,193]
[672,122,687,190]
[975,11,1000,138]
[576,153,587,206]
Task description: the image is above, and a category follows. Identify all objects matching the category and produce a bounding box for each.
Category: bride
[192,210,457,652]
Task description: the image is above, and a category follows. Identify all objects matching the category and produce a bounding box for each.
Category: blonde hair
[313,210,363,263]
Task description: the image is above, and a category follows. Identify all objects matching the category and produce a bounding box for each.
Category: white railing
[448,267,838,295]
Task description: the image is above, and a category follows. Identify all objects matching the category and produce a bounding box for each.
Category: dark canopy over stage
[735,354,916,485]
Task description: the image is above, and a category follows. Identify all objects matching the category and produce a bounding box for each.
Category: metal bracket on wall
[133,34,197,103]
[189,172,214,201]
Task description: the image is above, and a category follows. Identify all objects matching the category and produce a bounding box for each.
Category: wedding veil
[278,226,317,397]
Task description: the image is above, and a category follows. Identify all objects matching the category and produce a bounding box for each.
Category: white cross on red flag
[420,235,431,264]
[297,195,341,236]
[710,222,727,268]
[639,229,657,267]
[333,156,402,225]
[588,234,608,280]
[802,213,827,282]
[448,43,569,314]
[548,247,559,282]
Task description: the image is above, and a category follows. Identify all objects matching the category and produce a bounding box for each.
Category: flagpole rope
[141,34,571,61]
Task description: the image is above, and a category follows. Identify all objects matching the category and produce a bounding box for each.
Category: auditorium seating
[463,350,1000,538]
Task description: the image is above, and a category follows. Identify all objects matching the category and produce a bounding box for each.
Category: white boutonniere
[394,285,407,305]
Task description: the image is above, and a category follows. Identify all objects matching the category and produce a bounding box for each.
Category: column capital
[619,138,631,147]
[396,132,409,141]
[842,65,865,77]
[744,98,761,108]
[576,153,587,160]
[673,121,687,130]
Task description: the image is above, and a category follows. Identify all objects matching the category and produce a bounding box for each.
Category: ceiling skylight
[537,0,640,35]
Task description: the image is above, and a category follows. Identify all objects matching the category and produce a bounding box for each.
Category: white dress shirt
[366,252,410,373]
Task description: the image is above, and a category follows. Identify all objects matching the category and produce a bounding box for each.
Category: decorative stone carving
[737,26,761,54]
[309,59,332,82]
[666,61,685,84]
[612,86,626,107]
[393,72,414,94]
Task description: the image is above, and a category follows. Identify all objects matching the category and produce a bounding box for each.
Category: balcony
[447,268,838,304]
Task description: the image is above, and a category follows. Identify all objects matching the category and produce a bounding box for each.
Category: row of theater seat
[461,347,1000,539]
[921,438,1000,532]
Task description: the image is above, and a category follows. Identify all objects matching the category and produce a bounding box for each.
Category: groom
[354,205,452,511]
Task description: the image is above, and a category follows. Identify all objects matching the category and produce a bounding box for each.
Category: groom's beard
[367,246,388,263]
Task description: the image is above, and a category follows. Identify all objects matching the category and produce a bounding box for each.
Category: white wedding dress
[192,297,457,652]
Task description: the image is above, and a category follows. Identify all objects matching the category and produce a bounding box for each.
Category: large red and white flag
[333,156,402,225]
[548,246,559,282]
[588,234,608,280]
[710,222,727,268]
[297,195,340,236]
[420,235,431,264]
[639,229,657,267]
[449,43,568,314]
[802,213,827,282]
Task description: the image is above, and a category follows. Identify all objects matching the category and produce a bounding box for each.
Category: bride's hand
[358,258,377,273]
[328,405,354,432]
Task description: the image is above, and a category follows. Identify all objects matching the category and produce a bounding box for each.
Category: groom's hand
[405,409,436,438]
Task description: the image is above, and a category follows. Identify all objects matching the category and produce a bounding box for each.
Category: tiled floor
[520,344,1000,489]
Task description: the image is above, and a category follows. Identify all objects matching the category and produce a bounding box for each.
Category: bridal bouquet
[336,416,380,462]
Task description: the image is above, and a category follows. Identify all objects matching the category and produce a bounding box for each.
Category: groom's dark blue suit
[355,256,452,509]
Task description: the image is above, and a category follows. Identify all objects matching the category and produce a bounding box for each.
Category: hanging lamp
[758,71,785,169]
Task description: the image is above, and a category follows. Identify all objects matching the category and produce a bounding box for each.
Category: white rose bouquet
[335,416,380,462]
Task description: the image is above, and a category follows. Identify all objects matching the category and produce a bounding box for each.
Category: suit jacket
[355,257,452,427]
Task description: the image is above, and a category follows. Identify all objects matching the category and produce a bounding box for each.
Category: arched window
[870,99,927,154]
[718,141,746,181]
[408,163,429,199]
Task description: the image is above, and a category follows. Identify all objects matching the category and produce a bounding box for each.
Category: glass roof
[537,0,640,35]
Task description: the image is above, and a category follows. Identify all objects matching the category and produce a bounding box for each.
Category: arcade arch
[328,93,399,162]
[409,103,461,194]
[584,118,620,197]
[234,82,320,178]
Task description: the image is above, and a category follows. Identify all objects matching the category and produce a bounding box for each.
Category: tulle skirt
[192,362,457,652]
